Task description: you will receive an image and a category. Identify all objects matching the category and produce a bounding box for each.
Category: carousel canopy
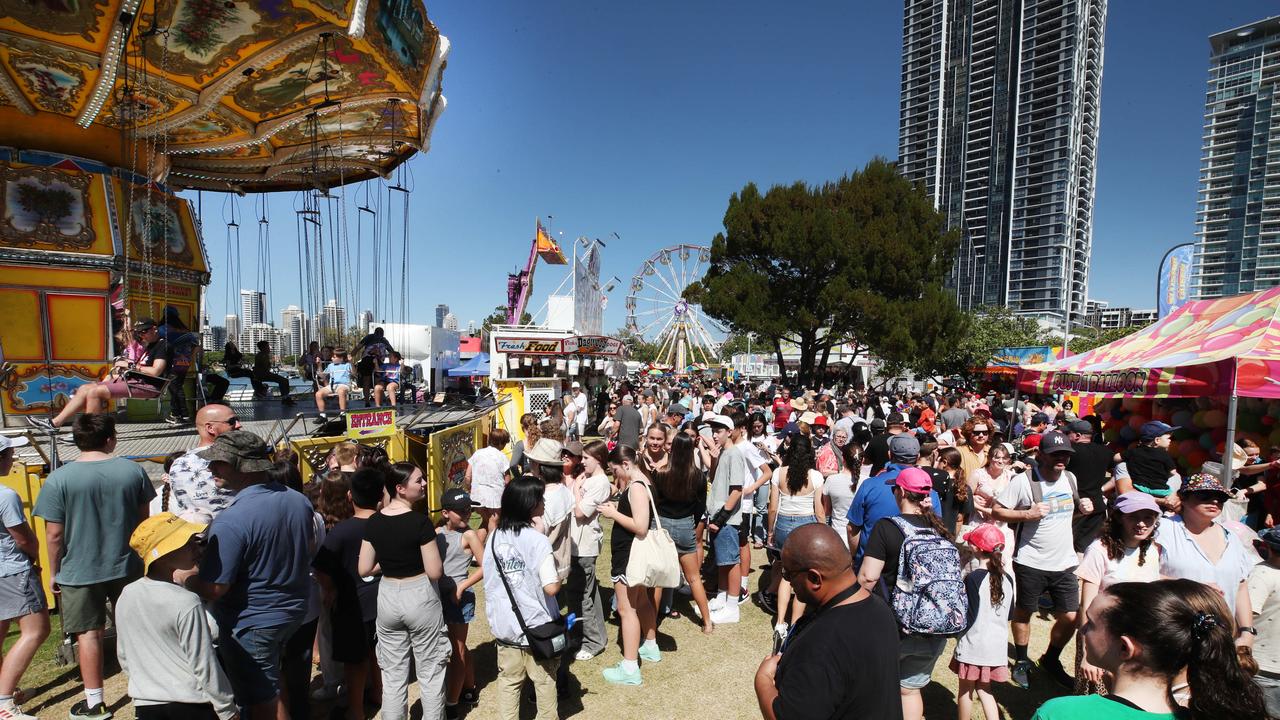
[1018,288,1280,399]
[0,0,448,193]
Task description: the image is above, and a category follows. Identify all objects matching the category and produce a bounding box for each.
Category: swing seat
[123,395,172,422]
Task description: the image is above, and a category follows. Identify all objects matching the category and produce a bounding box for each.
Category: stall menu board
[494,337,563,355]
[564,335,624,356]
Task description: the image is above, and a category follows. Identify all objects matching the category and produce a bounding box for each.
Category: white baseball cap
[705,414,735,431]
[571,381,580,388]
[0,435,30,453]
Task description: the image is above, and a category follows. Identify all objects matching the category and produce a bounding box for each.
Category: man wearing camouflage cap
[192,430,315,720]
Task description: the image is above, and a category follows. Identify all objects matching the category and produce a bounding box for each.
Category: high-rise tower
[899,0,1107,324]
[1193,16,1280,298]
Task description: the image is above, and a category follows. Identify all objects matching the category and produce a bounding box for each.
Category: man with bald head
[166,404,241,522]
[754,525,900,720]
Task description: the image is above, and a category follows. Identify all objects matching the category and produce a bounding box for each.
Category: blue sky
[193,0,1277,334]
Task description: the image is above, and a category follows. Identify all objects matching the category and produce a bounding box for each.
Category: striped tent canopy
[1017,287,1280,399]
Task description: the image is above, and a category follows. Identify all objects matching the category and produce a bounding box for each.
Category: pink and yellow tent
[1017,287,1280,399]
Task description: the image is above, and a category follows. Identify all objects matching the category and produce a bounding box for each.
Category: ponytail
[1100,580,1266,720]
[901,488,954,541]
[1184,608,1261,720]
[985,550,1006,608]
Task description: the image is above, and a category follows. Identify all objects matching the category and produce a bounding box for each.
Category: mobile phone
[772,629,786,655]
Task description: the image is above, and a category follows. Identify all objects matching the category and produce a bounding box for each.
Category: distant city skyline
[193,2,1278,335]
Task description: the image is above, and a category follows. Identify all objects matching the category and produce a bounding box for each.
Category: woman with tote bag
[597,445,669,687]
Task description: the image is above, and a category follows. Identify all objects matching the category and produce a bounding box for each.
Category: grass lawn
[17,519,1074,719]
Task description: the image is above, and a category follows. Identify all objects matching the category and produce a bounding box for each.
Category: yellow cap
[130,512,206,573]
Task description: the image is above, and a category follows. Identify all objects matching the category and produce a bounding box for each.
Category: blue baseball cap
[1139,421,1178,443]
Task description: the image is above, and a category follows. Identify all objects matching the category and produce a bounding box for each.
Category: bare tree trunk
[773,338,789,385]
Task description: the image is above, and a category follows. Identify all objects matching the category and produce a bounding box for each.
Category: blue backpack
[886,516,968,636]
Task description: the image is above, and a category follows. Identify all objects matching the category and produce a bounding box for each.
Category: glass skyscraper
[1194,16,1280,298]
[899,0,1106,324]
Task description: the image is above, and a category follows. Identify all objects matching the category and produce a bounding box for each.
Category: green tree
[717,332,753,362]
[1046,322,1152,355]
[685,158,965,386]
[921,306,1051,383]
[481,304,532,341]
[616,327,662,364]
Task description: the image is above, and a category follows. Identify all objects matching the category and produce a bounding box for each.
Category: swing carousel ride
[0,0,448,424]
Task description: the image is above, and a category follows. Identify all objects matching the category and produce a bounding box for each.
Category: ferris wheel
[625,244,721,368]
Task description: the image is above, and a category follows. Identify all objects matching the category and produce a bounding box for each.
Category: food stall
[488,326,626,439]
[1017,287,1280,484]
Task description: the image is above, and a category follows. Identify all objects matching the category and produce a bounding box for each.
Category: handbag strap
[625,479,663,532]
[488,533,538,641]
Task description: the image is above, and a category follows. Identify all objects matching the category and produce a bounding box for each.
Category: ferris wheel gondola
[625,244,721,370]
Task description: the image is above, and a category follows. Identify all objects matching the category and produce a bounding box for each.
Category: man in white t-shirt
[990,430,1093,690]
[569,383,588,439]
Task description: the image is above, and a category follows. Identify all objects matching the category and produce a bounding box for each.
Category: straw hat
[525,438,565,465]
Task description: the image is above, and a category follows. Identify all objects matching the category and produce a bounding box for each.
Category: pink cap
[890,467,934,494]
[974,403,992,415]
[963,524,1006,553]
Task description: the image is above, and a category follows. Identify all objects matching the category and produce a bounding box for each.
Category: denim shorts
[712,524,741,567]
[1257,673,1280,717]
[772,514,817,552]
[218,617,304,706]
[899,635,946,689]
[440,589,476,625]
[660,515,697,555]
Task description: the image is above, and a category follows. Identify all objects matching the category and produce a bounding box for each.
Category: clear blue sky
[192,0,1277,333]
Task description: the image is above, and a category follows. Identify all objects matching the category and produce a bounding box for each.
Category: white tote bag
[624,481,682,588]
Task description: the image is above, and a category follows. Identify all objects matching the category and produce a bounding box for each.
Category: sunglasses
[971,430,989,436]
[1187,491,1227,505]
[210,417,240,426]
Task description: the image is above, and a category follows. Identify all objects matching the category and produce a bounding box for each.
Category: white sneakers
[709,603,740,624]
[0,704,34,720]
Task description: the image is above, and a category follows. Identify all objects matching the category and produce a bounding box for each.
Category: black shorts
[331,606,376,664]
[1013,562,1079,614]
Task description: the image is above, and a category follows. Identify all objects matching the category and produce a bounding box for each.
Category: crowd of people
[6,377,1280,719]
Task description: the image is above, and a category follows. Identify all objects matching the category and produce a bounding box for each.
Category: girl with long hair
[481,477,561,720]
[966,444,1016,554]
[640,424,670,475]
[823,440,862,548]
[952,524,1014,720]
[858,467,959,720]
[767,435,826,637]
[568,441,615,660]
[598,445,659,686]
[358,463,448,720]
[316,470,354,530]
[509,413,541,476]
[1076,492,1164,693]
[933,445,972,537]
[651,434,714,634]
[1033,579,1268,720]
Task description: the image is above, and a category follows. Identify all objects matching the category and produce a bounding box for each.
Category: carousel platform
[4,396,498,476]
